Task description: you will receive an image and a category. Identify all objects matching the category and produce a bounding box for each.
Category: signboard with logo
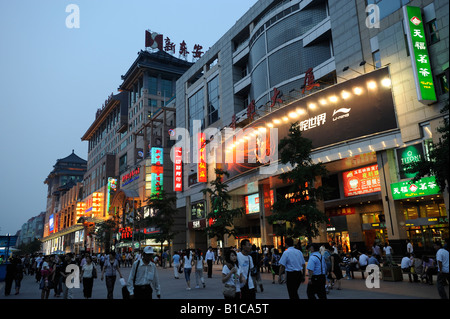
[190,201,205,220]
[396,144,424,179]
[198,133,207,182]
[122,167,140,186]
[343,164,381,197]
[224,67,397,179]
[403,6,437,104]
[390,176,440,200]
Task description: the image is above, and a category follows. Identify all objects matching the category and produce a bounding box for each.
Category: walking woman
[40,256,54,299]
[101,252,123,299]
[193,249,206,289]
[222,249,245,299]
[81,255,96,299]
[180,250,194,290]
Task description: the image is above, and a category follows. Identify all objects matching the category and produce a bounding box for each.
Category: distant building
[41,151,87,254]
[16,212,45,247]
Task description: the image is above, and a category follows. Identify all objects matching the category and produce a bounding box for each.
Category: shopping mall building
[174,0,449,254]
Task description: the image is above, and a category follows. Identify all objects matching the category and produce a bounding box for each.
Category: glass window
[148,76,158,95]
[426,19,440,45]
[161,79,173,97]
[207,76,220,125]
[437,73,448,95]
[366,0,410,21]
[372,50,381,69]
[188,88,205,135]
[402,204,419,220]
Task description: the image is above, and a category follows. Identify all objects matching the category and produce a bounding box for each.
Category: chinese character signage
[174,147,183,191]
[151,166,163,196]
[390,176,440,200]
[151,147,163,165]
[403,6,437,104]
[198,133,207,182]
[343,164,381,197]
[396,144,424,179]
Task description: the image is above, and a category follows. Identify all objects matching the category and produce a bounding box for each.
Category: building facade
[17,212,45,247]
[41,151,87,254]
[174,0,449,254]
[80,50,193,253]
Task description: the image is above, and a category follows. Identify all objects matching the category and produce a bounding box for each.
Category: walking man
[306,243,327,299]
[205,247,215,278]
[279,237,306,299]
[127,246,161,299]
[434,241,449,299]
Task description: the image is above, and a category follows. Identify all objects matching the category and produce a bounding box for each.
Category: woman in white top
[80,256,96,299]
[180,250,194,290]
[193,249,206,289]
[222,250,245,299]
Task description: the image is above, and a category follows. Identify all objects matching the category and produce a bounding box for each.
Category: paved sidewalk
[1,263,447,300]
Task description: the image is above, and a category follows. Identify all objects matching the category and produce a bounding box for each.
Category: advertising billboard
[245,193,260,214]
[343,164,381,197]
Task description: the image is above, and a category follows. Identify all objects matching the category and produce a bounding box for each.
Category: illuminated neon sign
[150,147,163,196]
[198,133,207,182]
[403,6,437,104]
[174,147,183,191]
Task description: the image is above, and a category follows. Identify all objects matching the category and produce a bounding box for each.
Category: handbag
[223,265,238,298]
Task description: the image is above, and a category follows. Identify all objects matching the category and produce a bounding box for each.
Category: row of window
[188,76,220,134]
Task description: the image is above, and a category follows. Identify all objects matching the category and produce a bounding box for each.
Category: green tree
[17,238,42,255]
[95,218,119,253]
[202,169,244,251]
[145,190,179,258]
[268,122,329,241]
[405,101,449,191]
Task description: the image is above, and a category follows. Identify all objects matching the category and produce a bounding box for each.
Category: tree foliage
[145,190,179,248]
[268,122,329,240]
[202,169,244,242]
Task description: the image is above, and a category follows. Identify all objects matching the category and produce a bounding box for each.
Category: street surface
[0,262,446,300]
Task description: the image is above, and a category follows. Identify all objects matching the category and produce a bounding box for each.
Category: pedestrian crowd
[2,238,448,299]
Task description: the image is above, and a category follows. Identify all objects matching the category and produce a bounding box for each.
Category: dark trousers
[82,277,94,298]
[240,285,256,299]
[105,275,116,299]
[437,272,449,299]
[207,260,213,278]
[134,285,153,299]
[307,275,327,300]
[286,271,302,299]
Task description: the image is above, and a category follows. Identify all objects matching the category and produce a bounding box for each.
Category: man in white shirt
[358,251,369,279]
[383,243,394,266]
[127,246,160,299]
[433,241,449,299]
[279,237,306,299]
[205,247,215,278]
[237,239,255,299]
[401,253,413,282]
[406,240,413,254]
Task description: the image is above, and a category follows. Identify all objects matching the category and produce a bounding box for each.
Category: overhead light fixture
[288,111,298,118]
[367,81,377,89]
[329,95,338,103]
[353,87,363,95]
[319,99,327,105]
[381,77,392,87]
[308,103,316,109]
[341,91,350,99]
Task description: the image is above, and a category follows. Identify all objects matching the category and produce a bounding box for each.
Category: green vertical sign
[403,6,437,104]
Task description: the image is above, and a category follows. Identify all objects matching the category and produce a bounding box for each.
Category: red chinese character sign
[270,88,283,108]
[343,164,380,197]
[179,40,189,59]
[198,133,207,182]
[247,99,256,122]
[174,147,183,191]
[302,68,320,94]
[164,37,176,54]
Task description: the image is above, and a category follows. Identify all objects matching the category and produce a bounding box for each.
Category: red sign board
[198,133,207,182]
[174,147,183,191]
[343,164,381,197]
[327,207,356,217]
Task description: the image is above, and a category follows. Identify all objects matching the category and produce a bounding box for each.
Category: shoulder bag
[122,260,140,299]
[223,265,238,298]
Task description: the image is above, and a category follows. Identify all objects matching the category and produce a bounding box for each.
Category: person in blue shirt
[306,243,327,299]
[279,237,306,299]
[172,251,181,279]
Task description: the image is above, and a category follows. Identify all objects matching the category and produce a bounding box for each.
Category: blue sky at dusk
[0,0,257,235]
